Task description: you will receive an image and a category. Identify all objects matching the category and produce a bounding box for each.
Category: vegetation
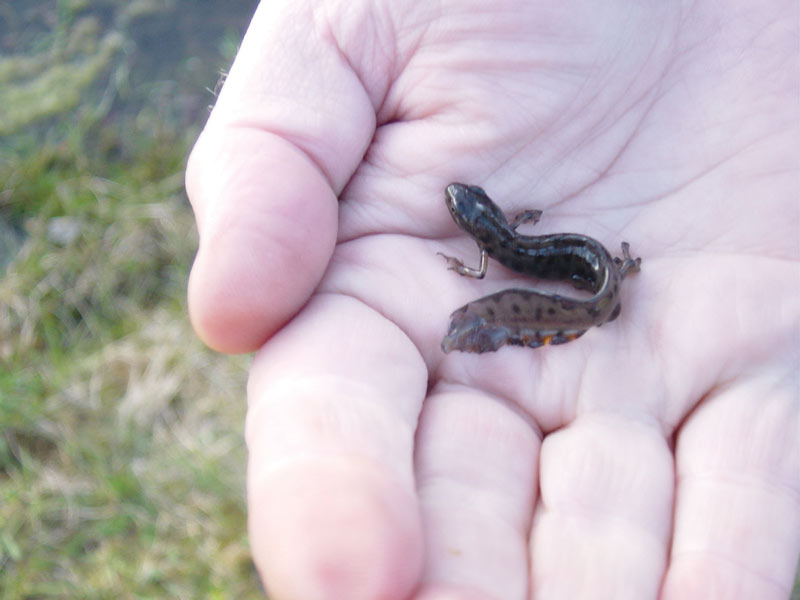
[0,1,263,597]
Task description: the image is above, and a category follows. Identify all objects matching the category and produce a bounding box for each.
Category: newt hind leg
[614,241,642,278]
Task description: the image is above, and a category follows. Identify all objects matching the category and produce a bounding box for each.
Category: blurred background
[0,1,264,597]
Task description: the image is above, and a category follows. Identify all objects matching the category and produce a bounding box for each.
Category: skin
[185,1,800,599]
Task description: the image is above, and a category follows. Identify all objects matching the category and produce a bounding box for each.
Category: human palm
[186,1,799,598]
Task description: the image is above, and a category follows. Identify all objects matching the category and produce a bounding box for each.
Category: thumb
[186,0,386,352]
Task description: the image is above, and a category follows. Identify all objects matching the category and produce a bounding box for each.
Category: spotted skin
[439,183,641,354]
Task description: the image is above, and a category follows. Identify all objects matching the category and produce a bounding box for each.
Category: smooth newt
[438,183,641,353]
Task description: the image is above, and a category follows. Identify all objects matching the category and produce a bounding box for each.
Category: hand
[185,1,799,598]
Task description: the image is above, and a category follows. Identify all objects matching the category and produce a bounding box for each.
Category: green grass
[0,1,263,597]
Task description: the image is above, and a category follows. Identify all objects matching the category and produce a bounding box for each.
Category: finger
[662,368,800,599]
[414,387,539,599]
[245,294,426,599]
[413,586,504,600]
[530,415,674,599]
[187,133,338,352]
[186,1,385,352]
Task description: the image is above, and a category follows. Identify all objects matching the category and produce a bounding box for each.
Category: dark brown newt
[438,183,641,353]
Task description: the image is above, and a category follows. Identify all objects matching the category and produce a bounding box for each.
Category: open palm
[186,1,799,598]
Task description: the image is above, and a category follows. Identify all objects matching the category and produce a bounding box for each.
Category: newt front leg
[509,209,543,230]
[437,248,489,279]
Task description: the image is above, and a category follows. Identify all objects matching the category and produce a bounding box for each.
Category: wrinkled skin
[185,1,799,598]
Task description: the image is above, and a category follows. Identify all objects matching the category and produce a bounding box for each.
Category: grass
[0,1,264,597]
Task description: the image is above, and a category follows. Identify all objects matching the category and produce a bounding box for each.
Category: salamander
[438,183,641,353]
